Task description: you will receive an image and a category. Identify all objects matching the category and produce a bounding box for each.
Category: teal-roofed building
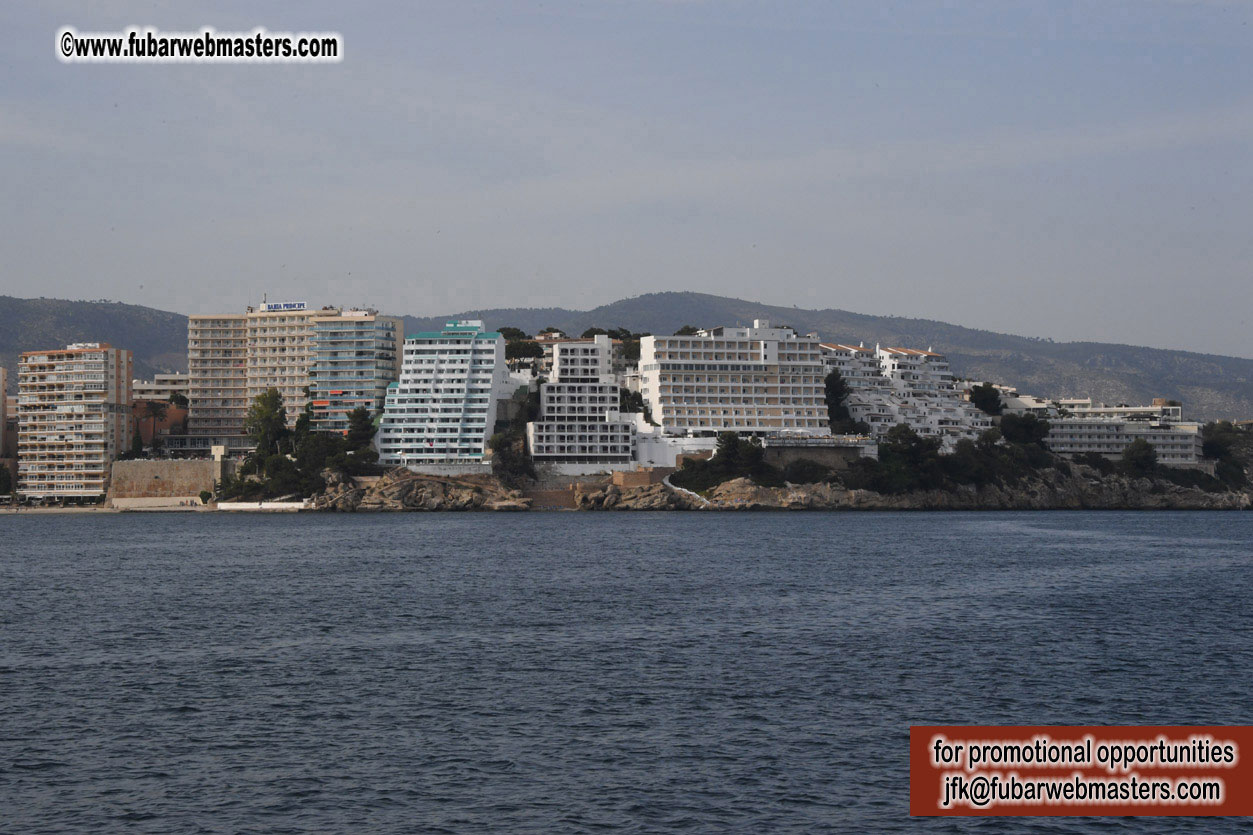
[376,320,510,469]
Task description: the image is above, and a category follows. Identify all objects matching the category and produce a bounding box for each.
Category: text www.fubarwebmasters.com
[58,27,342,63]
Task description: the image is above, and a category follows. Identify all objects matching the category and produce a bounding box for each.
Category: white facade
[17,343,133,498]
[1047,418,1205,468]
[821,343,992,448]
[377,321,511,468]
[133,373,189,402]
[526,335,636,464]
[640,320,827,436]
[1056,398,1183,421]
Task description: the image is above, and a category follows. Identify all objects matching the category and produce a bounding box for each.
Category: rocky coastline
[312,466,1251,512]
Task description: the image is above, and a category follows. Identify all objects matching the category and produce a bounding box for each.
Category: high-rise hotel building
[377,321,511,468]
[187,313,248,436]
[245,302,339,428]
[310,309,403,434]
[639,320,827,436]
[17,343,133,498]
[188,302,356,436]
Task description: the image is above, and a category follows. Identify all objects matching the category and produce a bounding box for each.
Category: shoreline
[6,504,1248,516]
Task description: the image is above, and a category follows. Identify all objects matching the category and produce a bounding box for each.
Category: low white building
[376,321,512,472]
[820,343,992,449]
[1056,398,1183,421]
[1046,417,1205,469]
[132,373,189,402]
[526,335,636,470]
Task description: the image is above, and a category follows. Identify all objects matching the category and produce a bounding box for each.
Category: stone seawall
[108,460,227,505]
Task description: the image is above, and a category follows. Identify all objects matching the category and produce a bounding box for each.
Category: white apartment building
[1046,418,1205,468]
[526,335,635,467]
[187,301,342,438]
[377,321,512,469]
[17,343,133,499]
[820,343,992,447]
[133,373,189,402]
[639,320,827,436]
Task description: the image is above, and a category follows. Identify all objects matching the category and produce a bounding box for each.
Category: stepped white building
[639,320,827,436]
[376,321,511,470]
[820,343,992,448]
[526,335,635,469]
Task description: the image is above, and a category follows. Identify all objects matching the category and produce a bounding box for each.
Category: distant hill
[0,296,188,387]
[3,293,1250,420]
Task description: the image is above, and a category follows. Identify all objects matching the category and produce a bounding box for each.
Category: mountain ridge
[3,292,1250,420]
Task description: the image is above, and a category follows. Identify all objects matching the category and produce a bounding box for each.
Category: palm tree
[142,400,168,450]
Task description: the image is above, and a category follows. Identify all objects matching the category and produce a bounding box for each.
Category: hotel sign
[260,301,307,312]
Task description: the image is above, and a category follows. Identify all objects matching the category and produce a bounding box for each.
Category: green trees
[618,387,655,424]
[129,428,144,459]
[505,340,544,360]
[673,325,701,335]
[670,432,784,492]
[168,392,189,408]
[498,326,529,341]
[824,369,853,430]
[345,407,376,451]
[969,382,1004,416]
[581,327,608,338]
[142,400,168,446]
[1119,438,1158,477]
[843,421,1058,494]
[489,430,535,486]
[1201,421,1249,489]
[244,388,290,460]
[999,413,1050,446]
[0,466,11,494]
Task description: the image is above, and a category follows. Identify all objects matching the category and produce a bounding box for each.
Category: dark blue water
[1,512,1250,833]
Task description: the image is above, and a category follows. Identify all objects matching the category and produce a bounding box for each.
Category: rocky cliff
[574,482,703,511]
[315,465,1250,512]
[312,468,531,512]
[699,468,1252,511]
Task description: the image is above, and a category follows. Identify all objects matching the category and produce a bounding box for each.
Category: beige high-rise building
[187,301,342,437]
[245,302,340,427]
[187,313,248,436]
[17,343,133,499]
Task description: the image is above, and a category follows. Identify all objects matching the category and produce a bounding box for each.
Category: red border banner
[910,726,1253,816]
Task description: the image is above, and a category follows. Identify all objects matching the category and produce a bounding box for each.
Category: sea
[1,511,1250,833]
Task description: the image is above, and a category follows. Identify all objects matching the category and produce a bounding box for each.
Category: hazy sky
[2,1,1251,356]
